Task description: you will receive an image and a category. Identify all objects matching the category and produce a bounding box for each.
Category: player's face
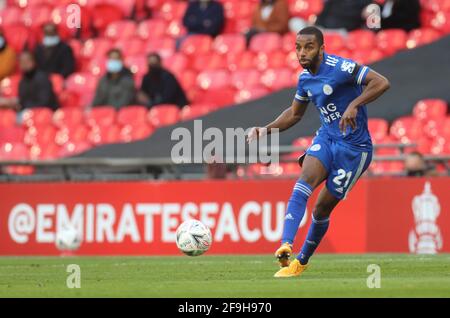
[296,34,323,69]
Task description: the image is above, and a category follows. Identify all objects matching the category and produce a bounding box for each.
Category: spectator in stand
[377,0,421,31]
[316,0,372,32]
[0,29,16,81]
[246,0,290,45]
[92,49,136,110]
[182,0,225,37]
[0,51,58,112]
[137,53,188,109]
[34,22,75,78]
[404,151,439,177]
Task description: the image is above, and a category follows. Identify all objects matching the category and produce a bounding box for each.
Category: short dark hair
[298,26,324,46]
[147,52,161,62]
[107,48,122,58]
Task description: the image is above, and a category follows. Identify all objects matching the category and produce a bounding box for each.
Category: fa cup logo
[409,182,443,254]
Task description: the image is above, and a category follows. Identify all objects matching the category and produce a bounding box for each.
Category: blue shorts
[299,134,373,200]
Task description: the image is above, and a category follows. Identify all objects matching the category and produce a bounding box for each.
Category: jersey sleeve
[337,58,371,86]
[294,75,310,103]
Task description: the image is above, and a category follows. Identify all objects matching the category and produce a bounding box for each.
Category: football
[55,224,82,252]
[176,219,212,256]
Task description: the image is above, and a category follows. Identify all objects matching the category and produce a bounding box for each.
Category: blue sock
[297,215,330,265]
[281,180,313,245]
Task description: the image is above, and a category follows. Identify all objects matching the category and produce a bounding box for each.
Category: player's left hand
[339,105,358,135]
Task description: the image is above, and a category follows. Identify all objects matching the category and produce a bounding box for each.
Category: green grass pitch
[0,254,449,298]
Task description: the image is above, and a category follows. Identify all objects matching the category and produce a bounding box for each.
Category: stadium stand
[0,0,449,178]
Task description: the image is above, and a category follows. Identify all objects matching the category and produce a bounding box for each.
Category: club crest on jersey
[309,144,321,152]
[323,84,333,95]
[307,90,312,97]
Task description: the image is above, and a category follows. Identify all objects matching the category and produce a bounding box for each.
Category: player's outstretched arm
[340,70,390,133]
[247,99,308,143]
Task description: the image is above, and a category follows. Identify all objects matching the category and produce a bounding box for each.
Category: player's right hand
[246,127,267,144]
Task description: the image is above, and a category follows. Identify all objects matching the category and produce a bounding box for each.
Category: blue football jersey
[294,53,372,151]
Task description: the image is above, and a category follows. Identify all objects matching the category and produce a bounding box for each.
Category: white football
[176,219,212,256]
[55,224,82,251]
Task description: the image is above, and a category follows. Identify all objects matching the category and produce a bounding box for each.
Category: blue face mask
[0,36,5,49]
[43,35,60,47]
[107,59,123,73]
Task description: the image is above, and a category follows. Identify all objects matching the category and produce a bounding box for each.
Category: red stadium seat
[163,53,188,74]
[223,0,256,19]
[180,35,213,56]
[196,70,231,90]
[368,118,389,142]
[0,126,25,144]
[88,124,121,145]
[323,32,346,54]
[58,141,92,157]
[24,125,58,146]
[21,107,53,128]
[0,109,17,128]
[53,108,85,128]
[51,4,92,39]
[288,0,324,20]
[192,53,227,71]
[55,124,90,146]
[86,106,117,128]
[155,1,188,21]
[249,32,282,53]
[65,73,98,107]
[58,90,81,109]
[431,136,450,155]
[104,20,137,40]
[346,30,376,51]
[107,0,136,17]
[0,142,34,175]
[125,55,147,76]
[288,136,313,159]
[80,38,113,61]
[145,37,176,57]
[0,6,23,27]
[286,51,301,70]
[389,116,423,143]
[29,142,61,160]
[351,49,385,65]
[423,117,450,139]
[50,74,64,95]
[373,136,400,156]
[376,29,408,55]
[117,106,149,126]
[166,20,187,38]
[114,37,146,57]
[412,99,448,122]
[180,104,212,121]
[280,162,301,176]
[429,10,450,34]
[212,34,247,54]
[21,4,52,28]
[227,51,257,71]
[119,123,154,142]
[260,68,295,91]
[282,32,297,52]
[234,87,270,104]
[263,51,289,69]
[406,28,441,48]
[92,4,124,34]
[231,69,261,90]
[137,19,168,40]
[3,24,31,52]
[178,69,198,92]
[148,104,181,128]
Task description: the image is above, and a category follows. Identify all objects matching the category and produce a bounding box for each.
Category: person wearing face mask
[92,49,136,110]
[34,22,75,78]
[0,29,16,82]
[246,0,290,46]
[137,53,188,109]
[0,51,59,112]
